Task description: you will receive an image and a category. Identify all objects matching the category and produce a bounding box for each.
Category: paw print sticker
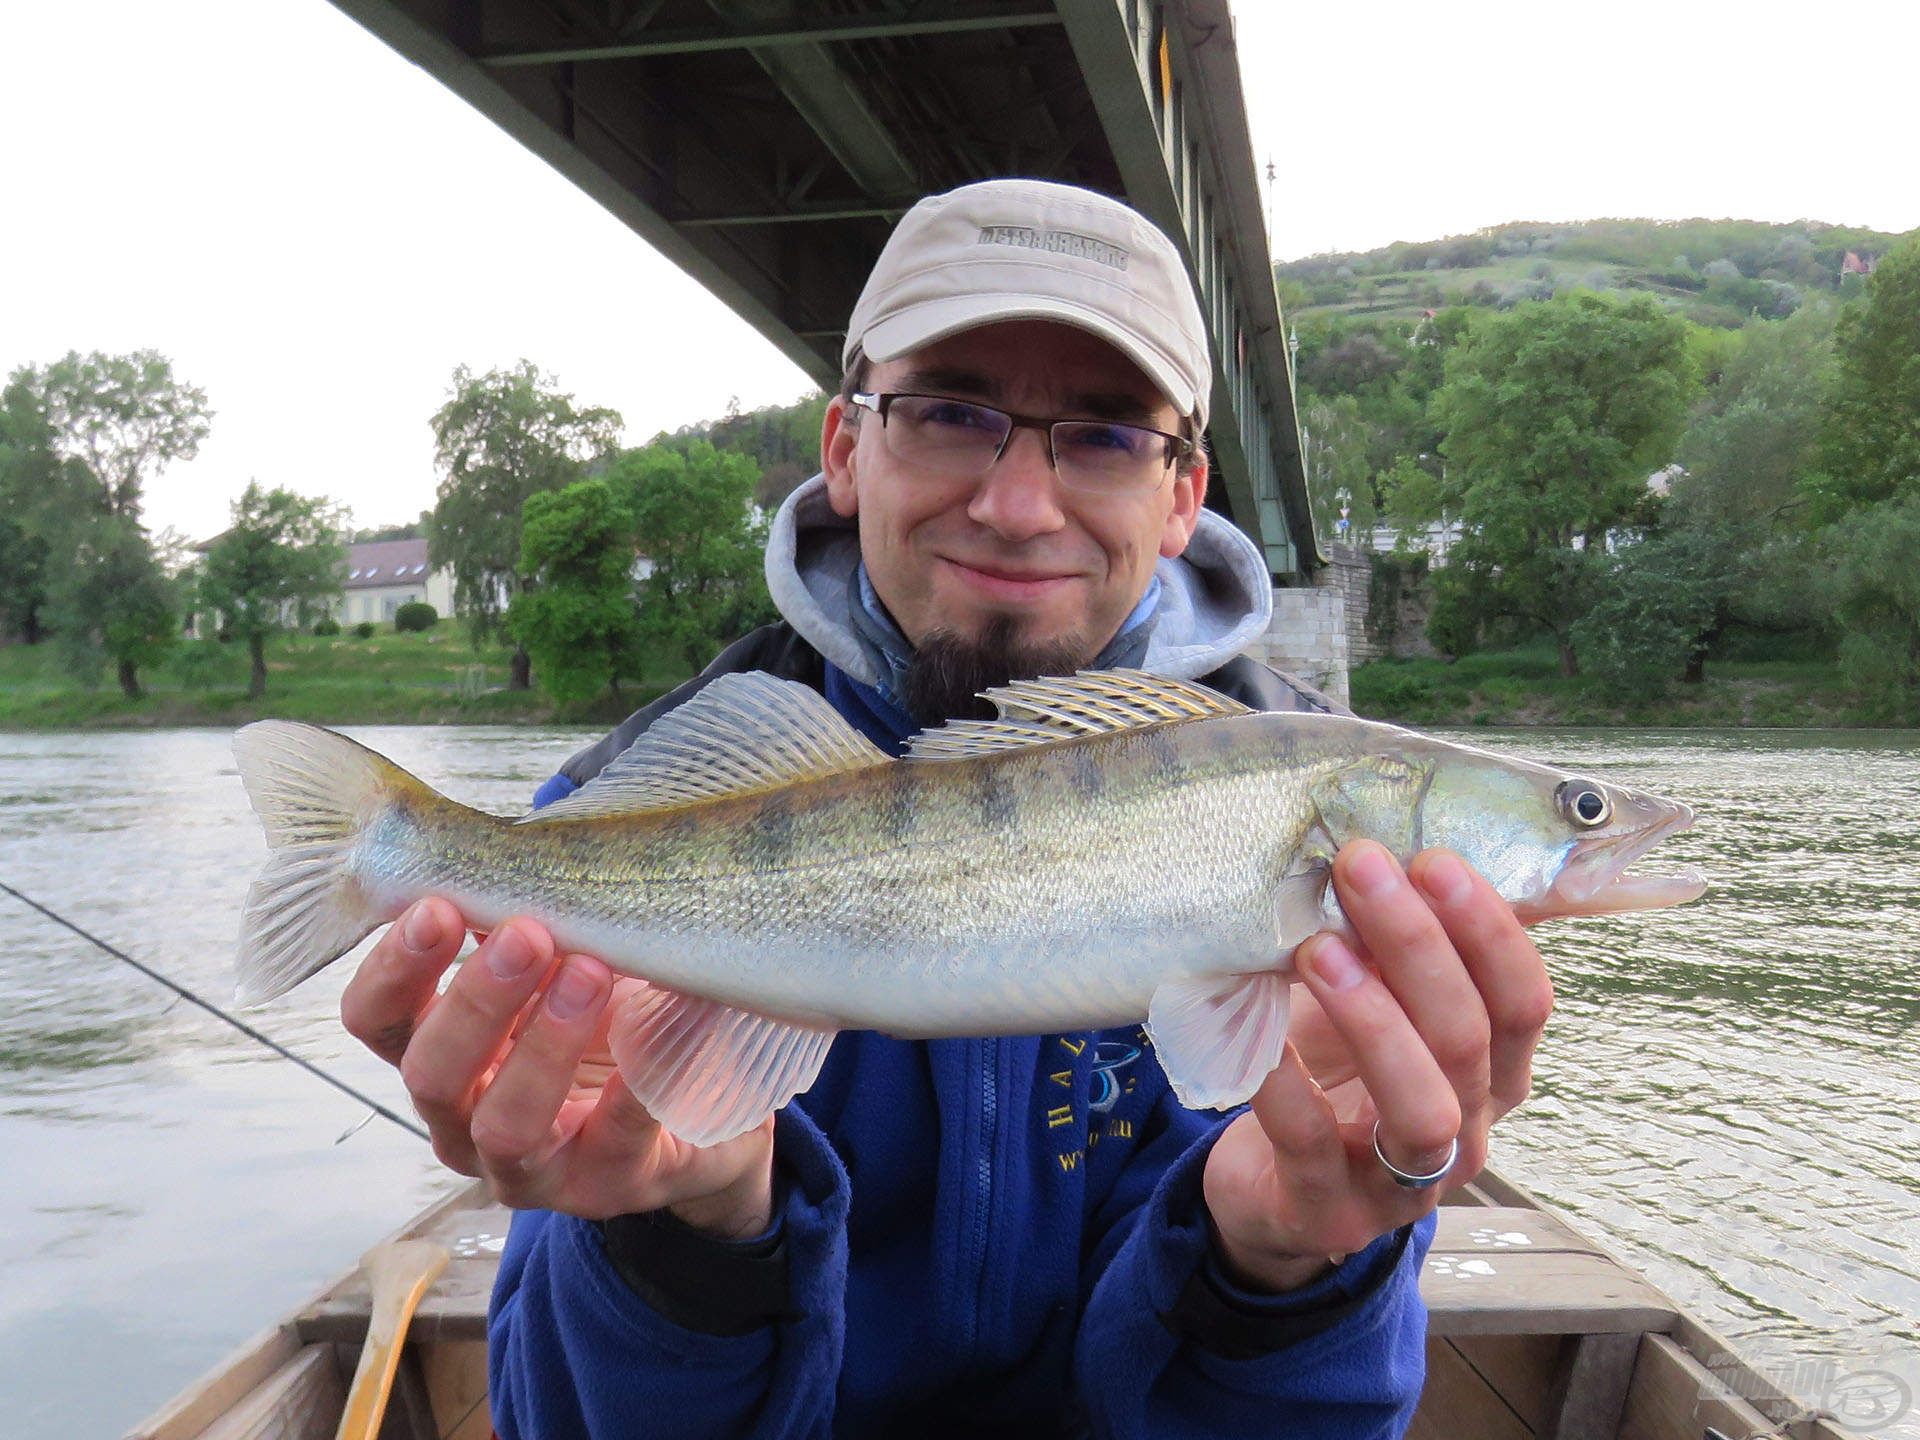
[1468,1227,1532,1248]
[451,1231,506,1258]
[1427,1255,1498,1279]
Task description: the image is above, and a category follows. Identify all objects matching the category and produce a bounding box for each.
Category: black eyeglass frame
[848,391,1195,485]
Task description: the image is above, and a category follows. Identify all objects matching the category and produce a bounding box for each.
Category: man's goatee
[899,616,1092,725]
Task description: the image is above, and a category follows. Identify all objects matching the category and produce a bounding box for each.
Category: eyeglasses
[849,392,1193,493]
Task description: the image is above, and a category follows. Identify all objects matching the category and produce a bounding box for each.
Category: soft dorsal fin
[517,672,890,822]
[906,669,1252,761]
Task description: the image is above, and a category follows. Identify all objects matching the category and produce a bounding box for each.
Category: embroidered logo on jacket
[1045,1030,1149,1174]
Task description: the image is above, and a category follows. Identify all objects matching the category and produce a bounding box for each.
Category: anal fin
[1147,970,1293,1112]
[607,986,836,1147]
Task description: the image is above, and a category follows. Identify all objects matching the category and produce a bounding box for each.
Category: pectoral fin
[607,986,837,1147]
[1146,970,1293,1112]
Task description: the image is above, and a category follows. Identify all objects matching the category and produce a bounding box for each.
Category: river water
[0,726,1915,1437]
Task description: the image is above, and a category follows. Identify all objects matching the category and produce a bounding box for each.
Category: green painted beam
[705,0,921,202]
[1055,0,1315,579]
[479,11,1062,67]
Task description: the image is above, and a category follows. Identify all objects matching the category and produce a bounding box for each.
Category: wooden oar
[332,1238,451,1440]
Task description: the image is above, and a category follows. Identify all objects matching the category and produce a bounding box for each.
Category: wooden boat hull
[128,1168,1866,1440]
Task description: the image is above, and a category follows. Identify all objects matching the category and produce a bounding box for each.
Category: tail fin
[231,721,422,1006]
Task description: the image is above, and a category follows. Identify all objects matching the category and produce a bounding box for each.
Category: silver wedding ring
[1373,1121,1458,1190]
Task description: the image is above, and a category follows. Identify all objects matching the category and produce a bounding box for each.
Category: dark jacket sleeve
[487,1107,852,1440]
[1073,1090,1434,1438]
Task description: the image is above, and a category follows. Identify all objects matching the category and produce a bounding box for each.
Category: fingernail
[1347,843,1399,898]
[403,903,440,953]
[485,925,535,981]
[1418,852,1473,907]
[1306,934,1365,991]
[546,962,602,1020]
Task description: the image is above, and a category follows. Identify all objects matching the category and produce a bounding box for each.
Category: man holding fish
[299,180,1680,1436]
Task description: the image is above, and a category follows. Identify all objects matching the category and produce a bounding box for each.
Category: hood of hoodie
[763,473,1274,688]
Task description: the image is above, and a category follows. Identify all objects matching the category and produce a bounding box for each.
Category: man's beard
[899,615,1094,726]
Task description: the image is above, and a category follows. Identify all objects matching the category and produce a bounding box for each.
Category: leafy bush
[312,616,340,636]
[352,621,375,639]
[1821,495,1920,719]
[394,601,438,633]
[1351,665,1432,715]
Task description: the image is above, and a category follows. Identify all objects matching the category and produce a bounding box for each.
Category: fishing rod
[0,877,429,1144]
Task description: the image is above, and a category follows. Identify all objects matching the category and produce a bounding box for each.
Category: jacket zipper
[964,1036,999,1354]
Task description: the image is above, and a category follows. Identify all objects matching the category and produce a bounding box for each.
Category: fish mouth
[1536,802,1707,917]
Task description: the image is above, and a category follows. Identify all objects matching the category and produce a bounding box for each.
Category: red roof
[344,538,433,590]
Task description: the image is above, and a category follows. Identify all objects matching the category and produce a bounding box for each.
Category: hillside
[1277,218,1911,328]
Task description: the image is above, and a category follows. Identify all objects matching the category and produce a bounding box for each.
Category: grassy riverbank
[1351,643,1904,727]
[4,632,1903,732]
[0,630,694,730]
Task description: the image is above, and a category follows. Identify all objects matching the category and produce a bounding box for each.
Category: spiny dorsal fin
[517,672,890,822]
[906,669,1252,761]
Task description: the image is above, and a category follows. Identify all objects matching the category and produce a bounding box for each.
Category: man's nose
[966,426,1067,541]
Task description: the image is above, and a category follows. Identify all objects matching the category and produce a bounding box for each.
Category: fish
[230,669,1704,1145]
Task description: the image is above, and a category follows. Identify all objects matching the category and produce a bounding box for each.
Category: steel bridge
[330,0,1320,578]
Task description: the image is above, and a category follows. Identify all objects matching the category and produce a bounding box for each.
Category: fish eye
[1558,781,1611,829]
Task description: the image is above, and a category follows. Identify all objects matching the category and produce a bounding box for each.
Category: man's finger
[1297,930,1461,1175]
[468,955,613,1206]
[399,918,557,1154]
[1410,849,1552,1116]
[340,898,464,1065]
[1247,1042,1346,1190]
[1334,843,1492,1092]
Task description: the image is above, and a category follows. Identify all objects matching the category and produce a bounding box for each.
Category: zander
[231,670,1703,1145]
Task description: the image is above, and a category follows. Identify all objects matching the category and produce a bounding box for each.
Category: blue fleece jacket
[489,665,1437,1438]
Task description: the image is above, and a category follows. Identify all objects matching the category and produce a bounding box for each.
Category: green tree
[1808,237,1920,518]
[6,350,211,518]
[1299,394,1378,539]
[0,395,59,644]
[47,515,179,697]
[195,483,347,698]
[1675,305,1838,532]
[614,440,774,672]
[1821,494,1920,719]
[1570,528,1748,695]
[428,361,622,689]
[1429,293,1697,674]
[508,479,642,706]
[2,351,210,692]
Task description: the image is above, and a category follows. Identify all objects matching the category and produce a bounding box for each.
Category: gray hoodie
[763,474,1279,687]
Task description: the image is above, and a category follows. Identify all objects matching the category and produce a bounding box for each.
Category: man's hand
[1202,842,1553,1292]
[341,898,776,1238]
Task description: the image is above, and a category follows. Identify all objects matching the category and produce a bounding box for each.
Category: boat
[127,1165,1864,1440]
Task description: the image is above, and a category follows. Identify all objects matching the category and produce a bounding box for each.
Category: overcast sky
[3,1,1913,544]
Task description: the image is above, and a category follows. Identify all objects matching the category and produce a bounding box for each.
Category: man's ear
[1158,451,1208,559]
[822,396,860,519]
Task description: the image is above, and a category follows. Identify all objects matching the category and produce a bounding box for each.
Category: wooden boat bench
[153,1180,1837,1440]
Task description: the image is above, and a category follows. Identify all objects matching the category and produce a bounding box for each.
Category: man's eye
[917,400,999,431]
[1061,423,1149,456]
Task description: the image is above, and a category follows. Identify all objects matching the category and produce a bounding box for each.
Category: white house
[331,539,455,626]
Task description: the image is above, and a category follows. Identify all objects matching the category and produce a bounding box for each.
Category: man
[341,179,1551,1437]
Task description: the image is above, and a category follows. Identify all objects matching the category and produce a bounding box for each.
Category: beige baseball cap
[844,178,1212,429]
